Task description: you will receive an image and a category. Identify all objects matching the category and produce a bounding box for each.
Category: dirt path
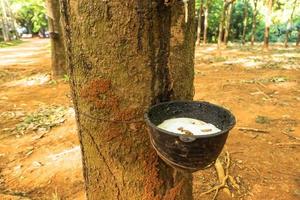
[0,39,85,200]
[0,40,299,200]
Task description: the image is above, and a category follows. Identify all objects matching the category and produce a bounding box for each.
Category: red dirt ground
[0,39,299,200]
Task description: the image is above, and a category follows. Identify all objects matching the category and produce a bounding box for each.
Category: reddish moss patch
[162,180,183,200]
[80,79,119,110]
[142,151,162,200]
[81,79,111,96]
[115,107,140,121]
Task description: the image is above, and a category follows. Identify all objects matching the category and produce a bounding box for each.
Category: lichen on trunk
[60,0,195,199]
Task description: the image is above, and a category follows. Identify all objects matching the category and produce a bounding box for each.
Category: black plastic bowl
[144,101,236,172]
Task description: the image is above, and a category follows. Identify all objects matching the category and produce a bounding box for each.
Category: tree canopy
[10,0,47,34]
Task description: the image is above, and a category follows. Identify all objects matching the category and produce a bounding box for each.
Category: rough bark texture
[224,2,233,45]
[47,0,66,77]
[196,0,203,45]
[0,0,11,41]
[60,0,195,199]
[263,0,272,49]
[242,0,248,45]
[250,0,258,46]
[203,0,209,44]
[284,0,297,48]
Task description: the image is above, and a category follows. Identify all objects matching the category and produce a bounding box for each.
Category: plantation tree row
[195,0,300,47]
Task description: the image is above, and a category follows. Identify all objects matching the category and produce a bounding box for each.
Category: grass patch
[255,116,271,124]
[241,76,289,84]
[0,40,24,48]
[209,56,228,62]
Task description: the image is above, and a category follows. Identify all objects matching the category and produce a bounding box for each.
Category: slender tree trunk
[203,0,210,44]
[263,0,273,49]
[251,0,258,46]
[297,29,300,46]
[0,0,11,41]
[46,0,66,77]
[5,0,19,39]
[218,1,227,48]
[284,0,297,48]
[60,1,195,199]
[224,2,233,45]
[196,0,204,45]
[242,0,248,45]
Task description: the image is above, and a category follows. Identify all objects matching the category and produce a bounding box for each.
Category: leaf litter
[0,105,72,137]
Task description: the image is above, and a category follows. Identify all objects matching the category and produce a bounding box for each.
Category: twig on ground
[238,127,270,133]
[255,81,267,88]
[255,87,271,99]
[275,143,300,146]
[281,132,300,141]
[200,151,238,200]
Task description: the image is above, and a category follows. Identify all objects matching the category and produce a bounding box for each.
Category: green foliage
[195,0,300,43]
[11,0,47,34]
[256,116,271,124]
[0,40,23,48]
[63,74,70,83]
[207,0,223,42]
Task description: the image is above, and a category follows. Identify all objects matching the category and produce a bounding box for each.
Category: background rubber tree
[241,0,248,45]
[218,0,235,48]
[263,0,273,49]
[46,0,66,77]
[60,0,195,199]
[196,0,204,45]
[203,0,210,44]
[284,0,297,48]
[250,0,258,46]
[224,1,234,45]
[0,0,11,41]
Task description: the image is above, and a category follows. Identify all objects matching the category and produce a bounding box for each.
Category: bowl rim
[144,100,236,139]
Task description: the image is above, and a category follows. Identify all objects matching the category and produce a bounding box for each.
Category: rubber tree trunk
[60,1,195,199]
[47,0,66,77]
[218,1,227,48]
[196,0,204,45]
[0,0,11,41]
[251,0,258,46]
[263,0,273,49]
[224,2,233,46]
[203,0,210,44]
[284,0,297,48]
[242,0,248,45]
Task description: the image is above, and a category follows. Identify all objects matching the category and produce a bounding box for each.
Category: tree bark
[284,0,297,48]
[196,0,203,45]
[0,0,11,41]
[242,0,248,45]
[224,2,233,45]
[263,0,273,49]
[60,1,195,199]
[251,0,258,46]
[46,0,66,77]
[203,0,209,44]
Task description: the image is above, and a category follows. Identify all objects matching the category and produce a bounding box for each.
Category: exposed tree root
[200,151,239,200]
